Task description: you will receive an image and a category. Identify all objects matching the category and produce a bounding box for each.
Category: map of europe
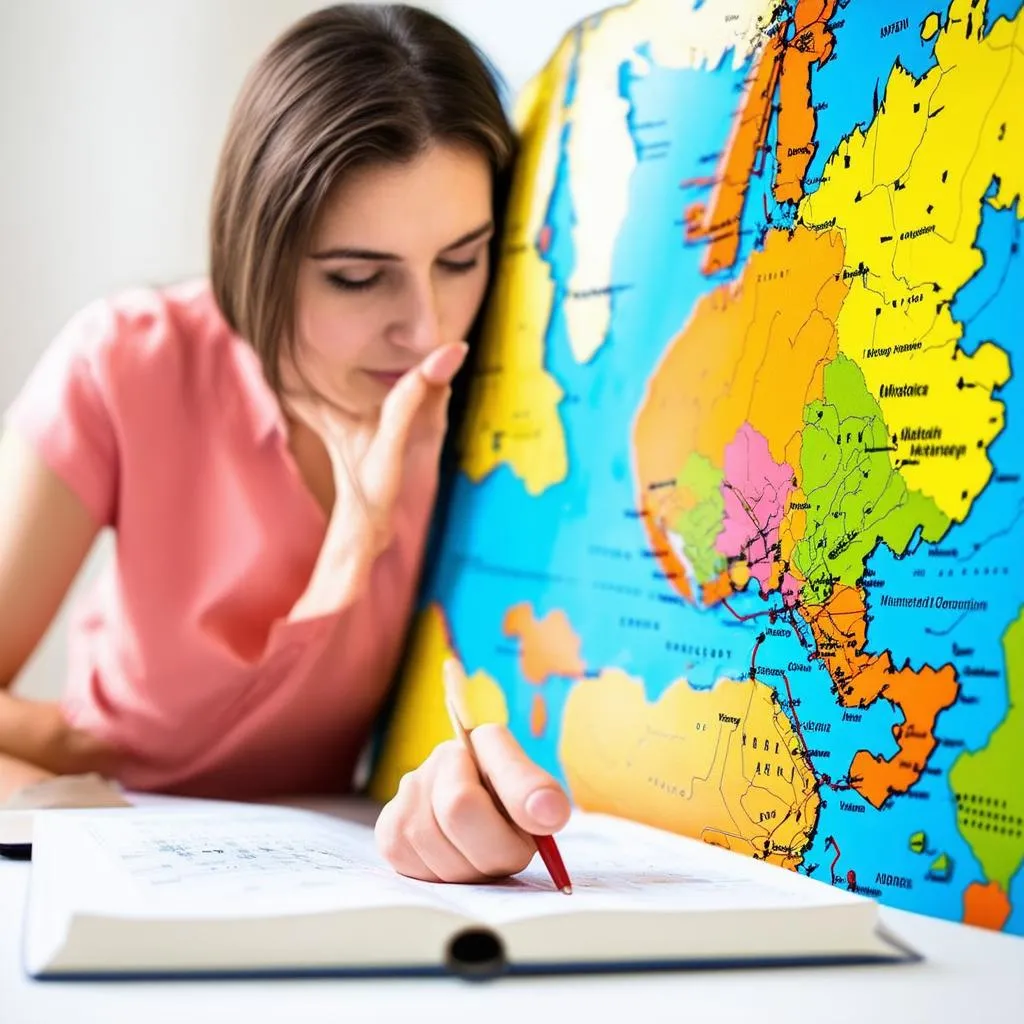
[371,0,1024,934]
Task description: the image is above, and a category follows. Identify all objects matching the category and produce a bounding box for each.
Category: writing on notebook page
[86,814,393,897]
[78,809,861,926]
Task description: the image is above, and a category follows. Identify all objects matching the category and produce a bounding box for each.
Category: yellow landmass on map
[561,0,779,364]
[798,0,1021,520]
[459,34,571,496]
[559,669,820,869]
[922,12,941,40]
[368,604,507,802]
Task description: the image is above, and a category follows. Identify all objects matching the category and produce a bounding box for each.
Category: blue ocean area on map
[986,0,1024,29]
[733,69,795,276]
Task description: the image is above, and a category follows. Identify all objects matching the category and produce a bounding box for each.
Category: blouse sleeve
[3,299,121,527]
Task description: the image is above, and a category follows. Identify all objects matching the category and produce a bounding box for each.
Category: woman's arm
[0,429,117,796]
[0,429,100,686]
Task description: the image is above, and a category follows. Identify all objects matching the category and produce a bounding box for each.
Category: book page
[427,811,867,926]
[32,804,868,930]
[40,805,440,920]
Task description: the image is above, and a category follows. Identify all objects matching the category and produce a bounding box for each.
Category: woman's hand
[374,724,571,883]
[0,690,122,777]
[287,340,468,621]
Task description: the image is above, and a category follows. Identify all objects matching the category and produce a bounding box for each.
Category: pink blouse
[3,279,435,799]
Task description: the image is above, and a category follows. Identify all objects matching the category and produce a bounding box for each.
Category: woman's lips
[365,369,409,388]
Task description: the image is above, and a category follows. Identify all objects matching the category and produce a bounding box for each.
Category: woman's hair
[210,3,515,394]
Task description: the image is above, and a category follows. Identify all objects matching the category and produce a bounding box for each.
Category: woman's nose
[397,280,442,355]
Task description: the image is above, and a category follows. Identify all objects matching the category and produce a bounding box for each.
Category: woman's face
[287,142,494,418]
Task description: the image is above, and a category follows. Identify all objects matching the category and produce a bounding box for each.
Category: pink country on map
[715,423,796,598]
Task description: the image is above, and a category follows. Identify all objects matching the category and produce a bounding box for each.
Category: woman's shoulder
[10,278,280,464]
[56,278,274,423]
[65,278,236,376]
[4,280,254,526]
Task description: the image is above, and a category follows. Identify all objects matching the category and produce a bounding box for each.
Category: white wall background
[0,0,602,700]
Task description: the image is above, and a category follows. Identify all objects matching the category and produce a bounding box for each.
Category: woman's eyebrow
[309,221,494,262]
[310,245,401,261]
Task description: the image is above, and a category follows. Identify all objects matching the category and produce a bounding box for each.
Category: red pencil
[532,833,572,894]
[443,660,573,894]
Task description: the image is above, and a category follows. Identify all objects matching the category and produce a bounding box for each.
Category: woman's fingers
[374,776,442,882]
[360,341,468,513]
[376,751,481,883]
[290,340,467,531]
[468,724,571,836]
[418,342,471,387]
[283,340,468,619]
[375,738,540,884]
[430,740,535,878]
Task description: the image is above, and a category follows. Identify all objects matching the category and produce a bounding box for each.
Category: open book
[23,800,915,979]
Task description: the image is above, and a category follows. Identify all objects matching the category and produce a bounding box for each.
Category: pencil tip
[561,885,573,895]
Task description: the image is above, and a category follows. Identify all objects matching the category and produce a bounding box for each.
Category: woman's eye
[438,257,479,274]
[326,271,382,292]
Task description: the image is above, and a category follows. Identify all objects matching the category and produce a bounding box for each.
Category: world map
[370,0,1024,934]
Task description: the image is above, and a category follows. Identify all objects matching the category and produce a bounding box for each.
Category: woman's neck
[285,415,336,519]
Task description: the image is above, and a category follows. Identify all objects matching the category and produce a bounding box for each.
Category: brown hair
[210,3,515,394]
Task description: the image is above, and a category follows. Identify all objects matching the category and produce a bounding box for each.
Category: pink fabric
[3,280,435,799]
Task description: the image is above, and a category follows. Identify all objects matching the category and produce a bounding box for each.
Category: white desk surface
[2,798,1022,1024]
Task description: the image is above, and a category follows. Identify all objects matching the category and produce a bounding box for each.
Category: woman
[0,3,570,884]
